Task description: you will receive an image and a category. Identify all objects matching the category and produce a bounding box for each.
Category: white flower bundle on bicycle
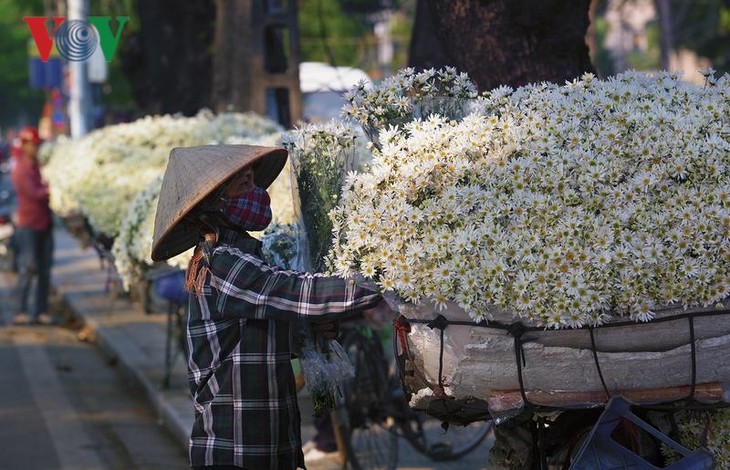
[327,67,730,462]
[43,111,295,291]
[279,121,374,416]
[329,70,730,329]
[281,120,364,272]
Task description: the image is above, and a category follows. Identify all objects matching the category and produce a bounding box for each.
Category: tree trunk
[409,0,596,91]
[120,0,214,115]
[408,0,451,70]
[654,0,673,70]
[212,0,254,112]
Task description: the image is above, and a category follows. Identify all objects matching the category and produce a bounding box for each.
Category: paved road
[0,270,189,470]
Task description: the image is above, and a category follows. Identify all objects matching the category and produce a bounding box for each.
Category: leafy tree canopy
[299,0,368,66]
[671,0,730,73]
[0,0,46,130]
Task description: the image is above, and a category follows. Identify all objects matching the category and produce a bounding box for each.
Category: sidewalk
[50,226,319,451]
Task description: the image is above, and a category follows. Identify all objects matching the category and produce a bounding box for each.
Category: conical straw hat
[151,144,287,261]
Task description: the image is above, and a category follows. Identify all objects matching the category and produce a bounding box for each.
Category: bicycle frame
[331,322,492,470]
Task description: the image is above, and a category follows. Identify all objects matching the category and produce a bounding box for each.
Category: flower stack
[323,68,730,422]
[43,110,295,291]
[281,120,372,271]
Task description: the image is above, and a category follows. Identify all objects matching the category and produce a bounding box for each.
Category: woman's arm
[210,246,381,321]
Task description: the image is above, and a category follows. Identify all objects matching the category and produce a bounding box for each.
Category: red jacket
[11,156,52,230]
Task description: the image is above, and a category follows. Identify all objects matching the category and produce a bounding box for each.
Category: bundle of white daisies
[43,110,294,291]
[328,69,730,329]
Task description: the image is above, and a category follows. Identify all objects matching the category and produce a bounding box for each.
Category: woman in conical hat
[152,145,381,470]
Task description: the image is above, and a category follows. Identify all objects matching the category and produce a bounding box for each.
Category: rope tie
[393,315,411,353]
[426,314,449,396]
[688,314,698,401]
[588,326,611,401]
[506,321,530,407]
[506,321,527,366]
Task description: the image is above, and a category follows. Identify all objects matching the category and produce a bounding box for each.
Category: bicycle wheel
[331,327,399,470]
[395,388,493,461]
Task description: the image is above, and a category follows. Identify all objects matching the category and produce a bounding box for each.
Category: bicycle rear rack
[569,396,715,470]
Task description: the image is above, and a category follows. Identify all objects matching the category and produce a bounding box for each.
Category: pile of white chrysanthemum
[43,110,295,291]
[328,69,730,329]
[342,66,478,146]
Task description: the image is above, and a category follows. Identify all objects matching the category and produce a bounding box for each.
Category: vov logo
[24,16,128,62]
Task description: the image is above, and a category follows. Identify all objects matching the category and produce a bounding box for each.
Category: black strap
[426,315,449,392]
[687,314,697,401]
[506,322,530,407]
[588,326,611,400]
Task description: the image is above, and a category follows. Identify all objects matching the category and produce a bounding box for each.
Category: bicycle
[329,320,493,470]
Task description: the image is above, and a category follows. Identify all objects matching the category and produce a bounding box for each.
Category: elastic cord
[687,314,697,401]
[426,315,450,394]
[589,326,611,400]
[506,322,530,408]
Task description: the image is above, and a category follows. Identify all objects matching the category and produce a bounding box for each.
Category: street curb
[58,288,191,450]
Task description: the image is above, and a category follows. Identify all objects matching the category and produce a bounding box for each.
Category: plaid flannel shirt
[186,229,380,469]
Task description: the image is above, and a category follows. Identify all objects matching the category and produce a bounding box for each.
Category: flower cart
[325,67,730,468]
[42,111,291,303]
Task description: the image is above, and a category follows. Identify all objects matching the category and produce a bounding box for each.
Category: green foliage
[591,17,615,78]
[591,0,730,77]
[89,0,138,112]
[389,8,415,72]
[298,0,414,78]
[625,22,661,71]
[0,0,139,129]
[299,0,367,66]
[0,0,46,128]
[671,0,730,74]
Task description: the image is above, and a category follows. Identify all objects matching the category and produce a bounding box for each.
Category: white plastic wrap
[398,299,730,421]
[299,333,354,416]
